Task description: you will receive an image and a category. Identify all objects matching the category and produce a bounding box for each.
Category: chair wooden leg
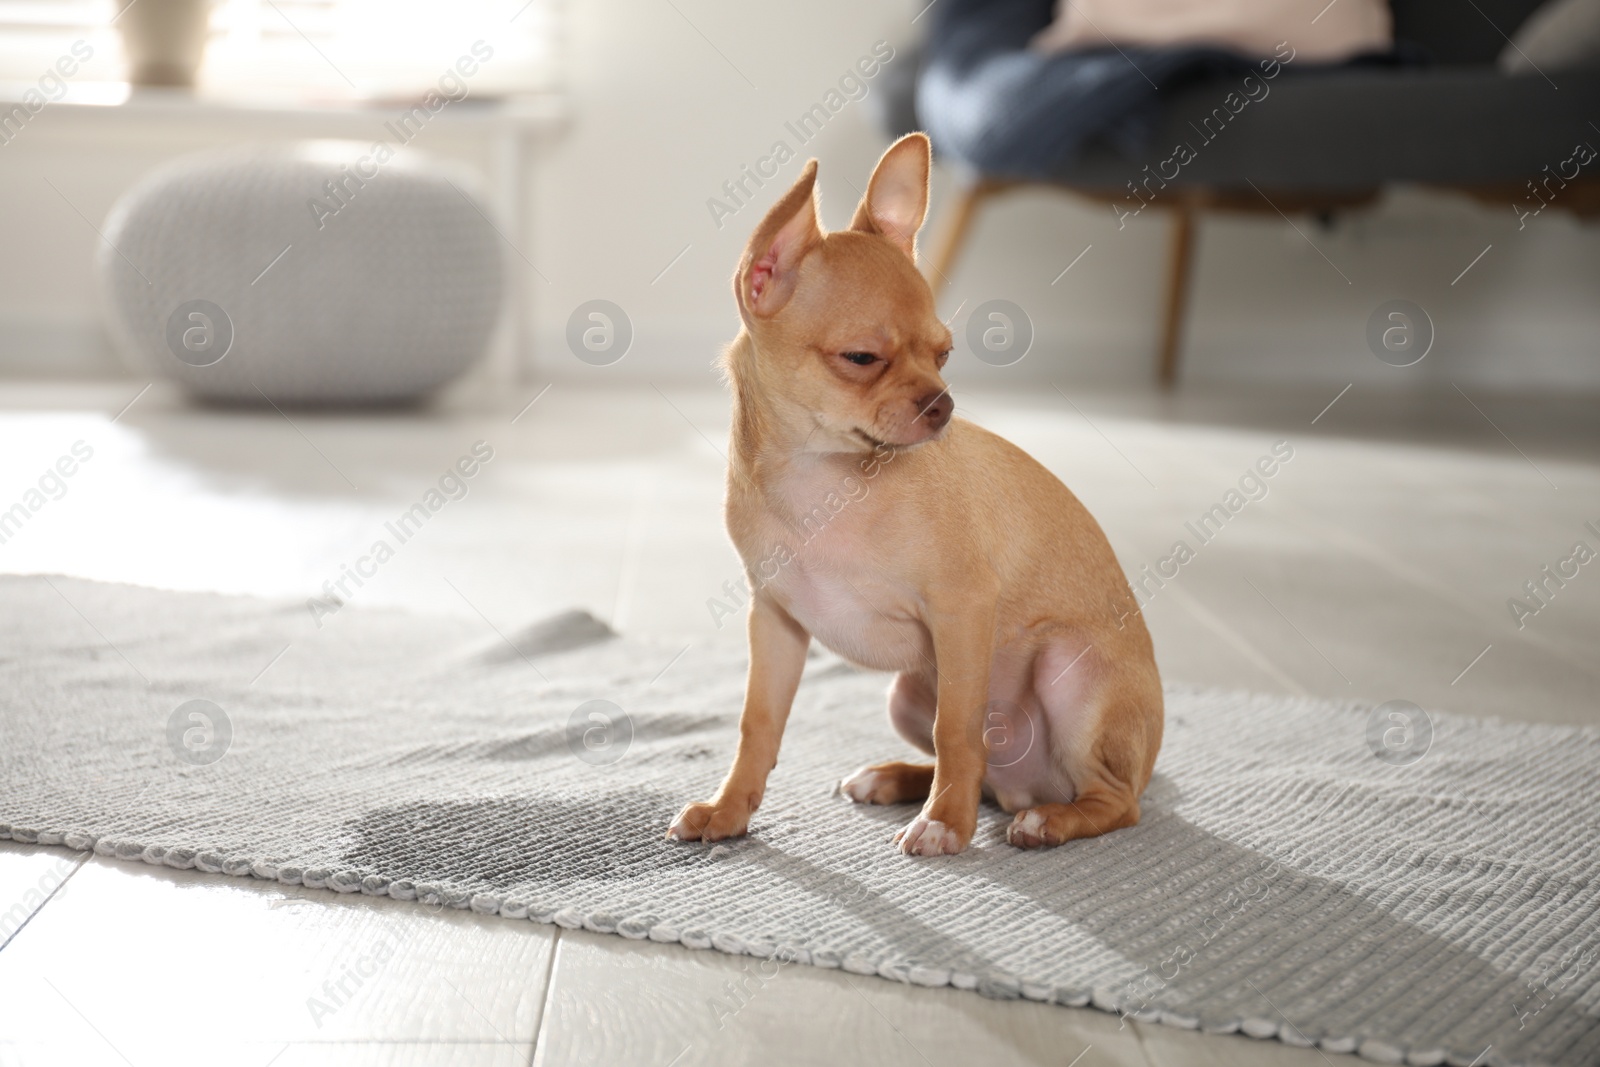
[923,175,994,298]
[1157,204,1196,389]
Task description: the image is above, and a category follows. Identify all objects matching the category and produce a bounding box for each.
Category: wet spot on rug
[341,793,704,890]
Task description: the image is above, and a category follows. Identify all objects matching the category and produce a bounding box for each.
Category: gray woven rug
[4,575,1598,1067]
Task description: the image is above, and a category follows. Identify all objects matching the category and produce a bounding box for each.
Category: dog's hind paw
[841,766,892,804]
[1005,807,1056,848]
[840,761,934,805]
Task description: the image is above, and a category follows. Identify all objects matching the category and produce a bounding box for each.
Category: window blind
[0,0,560,100]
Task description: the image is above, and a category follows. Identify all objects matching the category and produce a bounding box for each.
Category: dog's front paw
[895,815,968,856]
[667,799,751,843]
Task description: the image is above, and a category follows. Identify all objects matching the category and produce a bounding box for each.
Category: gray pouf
[98,141,505,405]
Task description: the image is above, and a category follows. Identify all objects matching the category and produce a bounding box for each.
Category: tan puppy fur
[668,134,1163,856]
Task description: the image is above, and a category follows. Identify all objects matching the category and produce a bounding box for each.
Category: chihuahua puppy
[668,134,1163,856]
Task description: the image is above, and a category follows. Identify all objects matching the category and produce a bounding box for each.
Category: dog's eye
[936,349,951,367]
[841,352,878,366]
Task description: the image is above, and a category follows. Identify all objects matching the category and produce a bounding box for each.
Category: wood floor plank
[0,856,550,1064]
[0,1040,530,1067]
[532,928,1151,1067]
[0,842,83,952]
[270,1045,533,1067]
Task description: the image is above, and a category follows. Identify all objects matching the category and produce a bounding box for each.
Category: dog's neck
[724,331,873,483]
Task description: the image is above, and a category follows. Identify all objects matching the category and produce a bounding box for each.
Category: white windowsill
[0,82,568,389]
[0,80,568,127]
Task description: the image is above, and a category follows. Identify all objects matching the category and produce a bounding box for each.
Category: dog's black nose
[916,389,952,431]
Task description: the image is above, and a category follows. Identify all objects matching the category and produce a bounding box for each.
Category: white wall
[3,0,1598,392]
[524,0,921,382]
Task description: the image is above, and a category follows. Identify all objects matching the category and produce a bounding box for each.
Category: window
[0,0,560,101]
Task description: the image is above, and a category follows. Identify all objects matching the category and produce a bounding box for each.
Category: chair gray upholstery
[1064,65,1600,191]
[896,0,1599,191]
[899,0,1598,387]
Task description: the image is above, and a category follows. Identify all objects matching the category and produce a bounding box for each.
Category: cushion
[98,142,504,406]
[1499,0,1600,72]
[1032,0,1393,62]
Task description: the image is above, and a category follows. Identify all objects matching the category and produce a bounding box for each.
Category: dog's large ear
[737,159,822,320]
[849,133,930,262]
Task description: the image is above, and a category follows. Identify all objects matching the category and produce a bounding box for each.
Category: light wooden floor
[1,380,1596,1066]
